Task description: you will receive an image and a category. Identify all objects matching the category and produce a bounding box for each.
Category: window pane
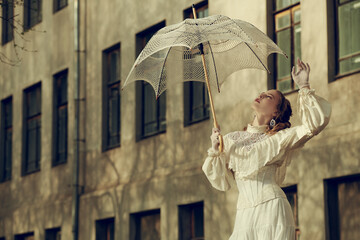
[5,130,12,180]
[338,0,360,58]
[339,54,360,74]
[276,29,291,79]
[57,107,67,162]
[96,218,114,240]
[276,0,291,10]
[179,202,204,240]
[293,8,301,23]
[109,51,119,83]
[294,24,301,65]
[4,100,12,128]
[338,180,360,240]
[193,205,204,237]
[158,93,166,132]
[144,83,157,135]
[277,78,292,93]
[140,214,161,240]
[275,12,291,30]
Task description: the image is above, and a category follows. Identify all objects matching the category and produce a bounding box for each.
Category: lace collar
[246,124,268,133]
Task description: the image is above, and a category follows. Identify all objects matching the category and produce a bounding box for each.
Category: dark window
[102,44,121,150]
[96,218,114,240]
[272,0,301,93]
[14,232,34,240]
[324,174,360,240]
[282,185,300,240]
[24,0,42,30]
[45,227,61,240]
[53,70,68,165]
[178,202,204,240]
[136,22,166,140]
[183,2,210,126]
[1,0,14,45]
[53,0,67,12]
[0,97,12,182]
[130,209,161,240]
[23,83,41,175]
[335,0,360,75]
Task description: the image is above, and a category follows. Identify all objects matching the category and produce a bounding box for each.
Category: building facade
[0,0,359,240]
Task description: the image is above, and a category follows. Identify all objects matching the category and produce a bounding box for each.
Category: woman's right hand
[210,127,221,151]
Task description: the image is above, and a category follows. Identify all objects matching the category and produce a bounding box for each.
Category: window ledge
[137,130,166,142]
[334,69,360,81]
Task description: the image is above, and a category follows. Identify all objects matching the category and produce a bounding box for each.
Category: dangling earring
[270,119,276,128]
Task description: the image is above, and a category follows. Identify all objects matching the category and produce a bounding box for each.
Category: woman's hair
[266,90,292,135]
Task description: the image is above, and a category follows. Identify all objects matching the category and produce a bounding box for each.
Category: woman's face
[251,89,281,118]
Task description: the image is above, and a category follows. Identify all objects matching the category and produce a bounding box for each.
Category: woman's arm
[202,129,234,191]
[287,59,332,149]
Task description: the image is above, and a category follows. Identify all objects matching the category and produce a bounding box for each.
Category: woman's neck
[252,114,271,127]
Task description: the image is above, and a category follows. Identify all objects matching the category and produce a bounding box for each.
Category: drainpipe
[72,0,80,239]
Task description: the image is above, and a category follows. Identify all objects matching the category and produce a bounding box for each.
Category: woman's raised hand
[211,127,221,151]
[291,58,310,89]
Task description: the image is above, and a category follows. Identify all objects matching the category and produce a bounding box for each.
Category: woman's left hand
[292,58,310,89]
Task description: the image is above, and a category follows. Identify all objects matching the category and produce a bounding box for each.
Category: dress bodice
[235,165,286,209]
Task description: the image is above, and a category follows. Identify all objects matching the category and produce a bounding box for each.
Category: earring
[270,119,276,128]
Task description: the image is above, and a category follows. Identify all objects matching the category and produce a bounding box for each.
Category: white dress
[202,88,332,240]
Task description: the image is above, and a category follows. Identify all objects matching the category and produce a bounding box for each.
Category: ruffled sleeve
[286,88,332,150]
[202,134,234,191]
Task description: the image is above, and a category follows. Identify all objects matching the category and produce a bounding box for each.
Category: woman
[202,59,331,240]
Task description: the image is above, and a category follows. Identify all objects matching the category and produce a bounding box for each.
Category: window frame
[324,174,360,240]
[52,69,68,166]
[1,0,14,45]
[332,0,360,79]
[22,83,42,176]
[53,0,68,13]
[268,0,301,94]
[183,1,210,127]
[14,232,34,240]
[130,209,161,240]
[0,96,13,182]
[24,0,42,31]
[95,218,115,240]
[135,21,167,141]
[102,43,121,151]
[178,201,204,240]
[45,227,61,240]
[282,185,300,240]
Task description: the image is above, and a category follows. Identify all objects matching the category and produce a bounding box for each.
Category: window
[0,97,12,182]
[14,232,34,240]
[102,44,121,150]
[324,174,360,240]
[24,0,42,30]
[282,185,300,240]
[23,83,41,175]
[45,227,61,240]
[136,22,166,140]
[335,0,360,75]
[53,70,68,165]
[1,0,14,45]
[183,2,210,126]
[96,218,114,240]
[53,0,67,12]
[130,209,161,240]
[272,0,301,93]
[178,202,204,240]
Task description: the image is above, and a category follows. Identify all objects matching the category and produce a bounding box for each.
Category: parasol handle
[192,4,224,152]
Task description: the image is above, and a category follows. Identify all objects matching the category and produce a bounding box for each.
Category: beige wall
[1,0,359,239]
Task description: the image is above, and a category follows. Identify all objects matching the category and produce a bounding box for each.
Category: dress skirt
[229,197,295,240]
